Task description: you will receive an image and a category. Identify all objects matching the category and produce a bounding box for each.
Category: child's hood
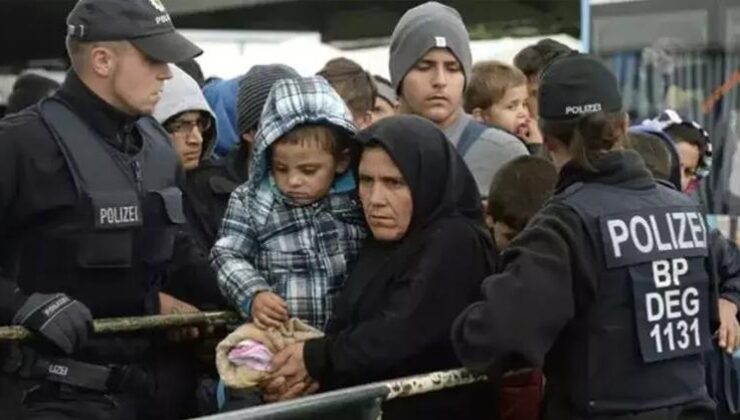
[247,76,357,192]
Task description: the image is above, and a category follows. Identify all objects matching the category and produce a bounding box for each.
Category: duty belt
[5,345,150,394]
[32,357,148,393]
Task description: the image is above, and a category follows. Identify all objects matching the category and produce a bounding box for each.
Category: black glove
[12,293,93,355]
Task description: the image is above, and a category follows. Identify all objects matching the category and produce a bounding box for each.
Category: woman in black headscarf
[262,115,496,419]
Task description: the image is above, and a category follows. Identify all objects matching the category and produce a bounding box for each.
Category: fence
[0,311,490,420]
[195,368,488,420]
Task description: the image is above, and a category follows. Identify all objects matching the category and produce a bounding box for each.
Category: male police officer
[0,0,214,418]
[452,54,739,419]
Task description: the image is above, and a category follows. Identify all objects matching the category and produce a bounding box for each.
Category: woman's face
[358,147,414,241]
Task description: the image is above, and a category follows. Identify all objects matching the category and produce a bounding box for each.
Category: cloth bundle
[216,318,323,388]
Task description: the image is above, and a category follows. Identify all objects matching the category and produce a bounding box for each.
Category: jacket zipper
[131,160,143,195]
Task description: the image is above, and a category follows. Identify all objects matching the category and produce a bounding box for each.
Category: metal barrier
[0,311,239,341]
[0,313,489,419]
[195,368,488,420]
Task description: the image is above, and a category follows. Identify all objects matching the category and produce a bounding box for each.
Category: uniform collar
[556,150,656,193]
[57,71,140,150]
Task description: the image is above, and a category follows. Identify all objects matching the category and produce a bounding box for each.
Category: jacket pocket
[142,187,186,265]
[77,191,141,268]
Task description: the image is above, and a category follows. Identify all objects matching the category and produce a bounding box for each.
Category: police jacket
[452,150,738,419]
[0,72,219,326]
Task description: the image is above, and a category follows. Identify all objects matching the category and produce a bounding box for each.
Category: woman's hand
[268,342,310,390]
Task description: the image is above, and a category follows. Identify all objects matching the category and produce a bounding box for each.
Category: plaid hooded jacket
[210,76,367,329]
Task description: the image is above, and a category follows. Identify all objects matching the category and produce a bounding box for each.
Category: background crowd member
[152,65,226,312]
[0,0,211,418]
[627,131,675,182]
[262,115,496,420]
[513,38,573,119]
[211,76,366,330]
[485,155,557,251]
[371,75,398,121]
[389,1,528,197]
[204,75,241,157]
[317,57,376,129]
[658,112,711,195]
[485,155,558,420]
[464,60,542,152]
[154,65,217,248]
[453,53,728,420]
[189,64,301,236]
[5,72,60,114]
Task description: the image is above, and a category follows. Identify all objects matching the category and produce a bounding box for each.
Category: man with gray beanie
[188,64,300,244]
[390,1,528,196]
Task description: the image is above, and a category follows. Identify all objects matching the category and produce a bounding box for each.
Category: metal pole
[0,311,239,341]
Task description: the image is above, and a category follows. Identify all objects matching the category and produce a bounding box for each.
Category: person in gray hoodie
[153,65,225,310]
[389,1,528,197]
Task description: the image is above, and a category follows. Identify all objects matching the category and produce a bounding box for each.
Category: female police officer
[452,53,738,419]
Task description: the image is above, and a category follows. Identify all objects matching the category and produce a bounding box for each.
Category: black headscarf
[328,115,493,333]
[355,114,487,236]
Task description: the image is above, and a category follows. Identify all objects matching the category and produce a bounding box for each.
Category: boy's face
[272,141,347,205]
[479,85,530,136]
[485,215,519,250]
[399,48,465,129]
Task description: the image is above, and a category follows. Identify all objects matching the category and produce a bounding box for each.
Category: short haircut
[487,155,558,233]
[664,124,708,157]
[65,36,125,74]
[627,131,672,181]
[274,124,348,158]
[317,58,377,118]
[513,38,573,79]
[463,60,527,113]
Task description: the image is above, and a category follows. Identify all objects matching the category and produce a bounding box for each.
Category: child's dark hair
[487,156,558,233]
[276,124,350,158]
[513,39,573,79]
[664,124,708,159]
[627,131,672,181]
[317,58,377,120]
[540,111,628,171]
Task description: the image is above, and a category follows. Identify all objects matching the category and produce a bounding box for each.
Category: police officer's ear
[87,42,124,78]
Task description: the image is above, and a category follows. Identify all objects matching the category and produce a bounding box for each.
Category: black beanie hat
[236,64,300,135]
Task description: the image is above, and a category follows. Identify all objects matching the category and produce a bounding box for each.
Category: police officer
[452,54,740,419]
[0,0,215,418]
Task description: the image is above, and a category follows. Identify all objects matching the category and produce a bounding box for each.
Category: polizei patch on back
[600,207,711,363]
[599,208,708,269]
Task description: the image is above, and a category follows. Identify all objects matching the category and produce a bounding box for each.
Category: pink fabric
[227,339,273,372]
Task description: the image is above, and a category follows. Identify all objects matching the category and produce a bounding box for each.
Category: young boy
[486,155,557,250]
[464,60,542,150]
[484,155,557,420]
[211,76,367,331]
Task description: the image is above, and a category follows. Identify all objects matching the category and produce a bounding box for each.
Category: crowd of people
[0,0,738,419]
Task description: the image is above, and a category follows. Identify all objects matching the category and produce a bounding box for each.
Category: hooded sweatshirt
[153,65,217,162]
[211,76,367,329]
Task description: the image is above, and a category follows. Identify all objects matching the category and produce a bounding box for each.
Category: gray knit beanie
[389,1,472,94]
[237,64,300,135]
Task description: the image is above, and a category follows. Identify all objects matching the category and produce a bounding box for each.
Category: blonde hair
[464,60,527,113]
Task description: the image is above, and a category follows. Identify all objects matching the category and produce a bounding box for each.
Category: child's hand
[252,291,289,329]
[520,118,543,144]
